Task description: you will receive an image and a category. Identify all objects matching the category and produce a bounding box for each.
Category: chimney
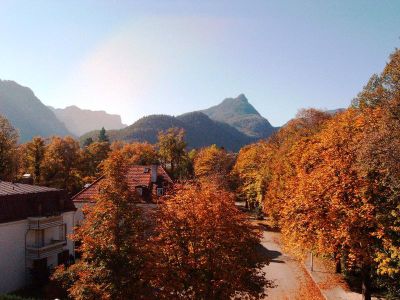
[151,165,158,183]
[21,174,33,185]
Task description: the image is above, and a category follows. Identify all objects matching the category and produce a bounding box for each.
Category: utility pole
[311,252,314,272]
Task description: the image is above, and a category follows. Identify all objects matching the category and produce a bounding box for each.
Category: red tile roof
[72,165,172,202]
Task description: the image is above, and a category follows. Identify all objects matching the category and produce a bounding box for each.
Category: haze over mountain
[0,80,71,142]
[50,105,126,136]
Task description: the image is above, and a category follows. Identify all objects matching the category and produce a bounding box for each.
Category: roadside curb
[302,262,329,300]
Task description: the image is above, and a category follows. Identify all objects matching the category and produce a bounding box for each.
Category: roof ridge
[71,175,105,200]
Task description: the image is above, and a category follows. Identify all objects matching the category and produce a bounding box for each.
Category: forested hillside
[81,112,254,151]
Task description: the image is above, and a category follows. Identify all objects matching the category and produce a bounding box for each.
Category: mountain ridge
[50,105,126,136]
[81,111,256,151]
[0,79,71,142]
[0,80,277,150]
[80,94,278,151]
[200,94,276,138]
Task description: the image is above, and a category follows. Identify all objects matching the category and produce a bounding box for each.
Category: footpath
[303,254,383,300]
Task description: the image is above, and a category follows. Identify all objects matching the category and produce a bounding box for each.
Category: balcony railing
[26,240,67,259]
[28,215,63,230]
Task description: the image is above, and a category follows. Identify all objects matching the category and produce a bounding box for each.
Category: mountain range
[49,105,126,136]
[81,95,278,151]
[0,80,70,142]
[0,79,278,150]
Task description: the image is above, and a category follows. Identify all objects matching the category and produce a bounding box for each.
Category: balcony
[26,240,67,259]
[28,215,63,230]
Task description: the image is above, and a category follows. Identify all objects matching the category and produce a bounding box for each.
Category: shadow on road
[257,222,280,233]
[256,244,285,264]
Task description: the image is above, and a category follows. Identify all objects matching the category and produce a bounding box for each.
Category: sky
[0,1,399,127]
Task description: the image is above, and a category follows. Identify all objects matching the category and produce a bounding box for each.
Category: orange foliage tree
[149,181,270,299]
[41,136,83,194]
[194,144,235,188]
[53,149,151,300]
[111,141,158,165]
[265,109,331,225]
[233,141,274,209]
[19,137,46,184]
[80,141,111,181]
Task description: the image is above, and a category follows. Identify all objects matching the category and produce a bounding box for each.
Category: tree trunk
[333,251,341,273]
[361,263,372,300]
[335,257,342,273]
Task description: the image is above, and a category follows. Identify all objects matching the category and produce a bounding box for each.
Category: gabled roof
[72,165,173,202]
[0,181,76,224]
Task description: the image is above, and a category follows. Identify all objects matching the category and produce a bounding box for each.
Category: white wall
[74,202,95,226]
[74,202,85,226]
[62,211,75,257]
[0,220,28,294]
[0,211,75,295]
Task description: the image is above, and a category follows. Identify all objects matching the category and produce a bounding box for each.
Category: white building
[0,181,76,295]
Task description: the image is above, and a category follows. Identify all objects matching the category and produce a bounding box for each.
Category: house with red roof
[0,181,76,294]
[72,164,173,225]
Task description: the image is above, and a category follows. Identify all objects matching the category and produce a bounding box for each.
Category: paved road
[259,228,323,299]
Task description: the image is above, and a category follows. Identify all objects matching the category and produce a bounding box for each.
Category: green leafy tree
[83,137,94,147]
[98,127,109,143]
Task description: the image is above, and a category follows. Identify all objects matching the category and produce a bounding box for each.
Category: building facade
[0,181,76,294]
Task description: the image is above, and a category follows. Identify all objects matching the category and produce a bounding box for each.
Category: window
[59,224,66,241]
[157,188,164,196]
[137,187,143,196]
[35,230,44,247]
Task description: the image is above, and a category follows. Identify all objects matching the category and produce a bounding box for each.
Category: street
[259,226,323,299]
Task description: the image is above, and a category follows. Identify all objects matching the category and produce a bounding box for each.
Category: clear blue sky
[0,0,399,126]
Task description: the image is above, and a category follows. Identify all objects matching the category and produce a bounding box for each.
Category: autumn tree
[0,114,19,180]
[53,149,151,299]
[275,106,399,299]
[353,48,400,110]
[157,127,188,179]
[111,141,158,165]
[150,181,269,299]
[233,142,274,209]
[231,50,400,298]
[19,137,46,184]
[263,109,331,224]
[193,144,235,188]
[80,141,111,181]
[41,136,82,194]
